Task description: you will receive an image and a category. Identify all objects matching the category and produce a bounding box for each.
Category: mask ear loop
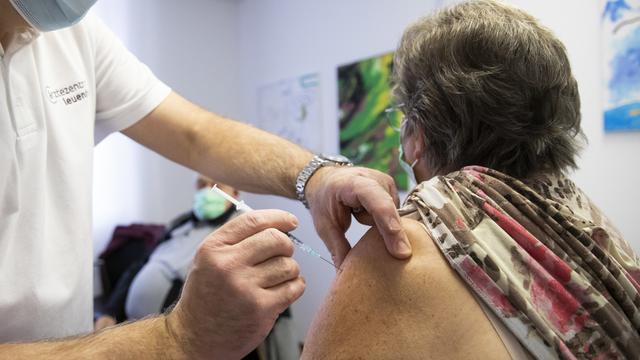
[398,104,421,171]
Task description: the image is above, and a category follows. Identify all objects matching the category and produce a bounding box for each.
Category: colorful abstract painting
[338,52,407,191]
[603,0,640,131]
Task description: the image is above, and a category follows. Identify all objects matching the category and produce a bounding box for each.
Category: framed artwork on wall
[338,52,408,191]
[603,0,640,132]
[257,73,322,152]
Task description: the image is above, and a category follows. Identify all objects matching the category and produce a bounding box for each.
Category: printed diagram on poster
[603,0,640,131]
[257,74,322,152]
[338,52,407,191]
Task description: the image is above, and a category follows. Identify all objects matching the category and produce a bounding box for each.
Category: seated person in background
[94,176,239,329]
[125,177,239,320]
[302,1,640,359]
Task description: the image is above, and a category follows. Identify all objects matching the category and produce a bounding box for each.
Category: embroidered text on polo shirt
[45,80,89,106]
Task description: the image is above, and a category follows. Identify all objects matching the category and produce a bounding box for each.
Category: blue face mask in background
[193,189,229,221]
[10,0,97,32]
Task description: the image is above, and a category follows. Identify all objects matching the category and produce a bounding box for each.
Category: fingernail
[289,214,299,226]
[395,238,412,257]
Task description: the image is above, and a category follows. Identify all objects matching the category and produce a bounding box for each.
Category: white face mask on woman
[9,0,97,32]
[399,144,419,188]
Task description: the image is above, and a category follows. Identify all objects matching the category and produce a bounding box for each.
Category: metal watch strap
[295,155,352,208]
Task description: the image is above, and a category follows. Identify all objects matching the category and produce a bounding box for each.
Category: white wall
[92,0,640,347]
[91,0,242,258]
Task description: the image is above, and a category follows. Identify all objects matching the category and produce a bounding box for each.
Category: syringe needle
[211,185,340,271]
[319,255,341,271]
[289,233,340,271]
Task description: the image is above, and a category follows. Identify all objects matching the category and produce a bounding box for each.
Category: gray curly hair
[392,0,584,178]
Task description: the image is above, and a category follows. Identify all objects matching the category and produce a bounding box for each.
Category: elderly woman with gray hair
[302,1,640,359]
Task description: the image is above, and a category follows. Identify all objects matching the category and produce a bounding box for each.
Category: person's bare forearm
[123,91,410,264]
[123,92,313,198]
[189,112,312,198]
[0,316,184,359]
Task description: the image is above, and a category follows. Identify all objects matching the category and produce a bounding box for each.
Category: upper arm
[301,218,509,360]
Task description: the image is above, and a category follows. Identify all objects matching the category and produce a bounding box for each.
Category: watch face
[321,154,351,164]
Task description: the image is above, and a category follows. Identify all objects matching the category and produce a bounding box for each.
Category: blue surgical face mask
[9,0,97,32]
[193,189,229,221]
[399,144,419,188]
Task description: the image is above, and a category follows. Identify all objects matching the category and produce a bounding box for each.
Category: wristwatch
[295,154,353,208]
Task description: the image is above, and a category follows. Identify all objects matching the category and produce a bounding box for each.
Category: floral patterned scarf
[399,166,640,359]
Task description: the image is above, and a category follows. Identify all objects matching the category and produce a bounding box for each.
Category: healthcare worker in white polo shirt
[0,0,412,358]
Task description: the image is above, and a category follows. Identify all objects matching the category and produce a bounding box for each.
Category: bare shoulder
[301,218,509,360]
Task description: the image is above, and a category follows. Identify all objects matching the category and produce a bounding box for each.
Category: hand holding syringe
[210,185,339,271]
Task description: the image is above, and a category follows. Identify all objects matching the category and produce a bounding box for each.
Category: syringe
[210,185,339,270]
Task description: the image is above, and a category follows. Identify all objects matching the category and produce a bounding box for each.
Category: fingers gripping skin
[312,199,352,267]
[166,210,306,360]
[305,166,411,267]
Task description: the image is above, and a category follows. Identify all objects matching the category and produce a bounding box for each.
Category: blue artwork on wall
[604,0,631,22]
[603,0,640,132]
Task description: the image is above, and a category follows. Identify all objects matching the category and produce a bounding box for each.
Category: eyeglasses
[384,103,406,132]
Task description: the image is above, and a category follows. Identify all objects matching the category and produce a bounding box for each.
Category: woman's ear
[409,133,433,182]
[410,133,425,164]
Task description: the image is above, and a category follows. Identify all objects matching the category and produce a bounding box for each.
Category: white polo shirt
[0,14,171,341]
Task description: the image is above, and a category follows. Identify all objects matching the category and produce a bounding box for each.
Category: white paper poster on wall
[256,74,322,152]
[602,0,640,132]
